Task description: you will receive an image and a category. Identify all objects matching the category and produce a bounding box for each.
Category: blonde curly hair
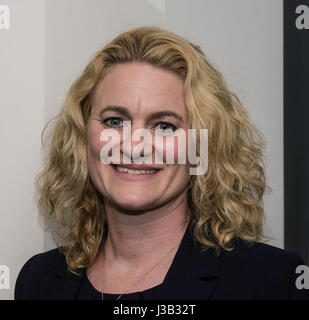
[35,26,271,275]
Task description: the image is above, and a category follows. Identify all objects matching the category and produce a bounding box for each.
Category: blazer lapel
[48,223,222,300]
[45,252,85,300]
[142,226,222,300]
[54,269,85,300]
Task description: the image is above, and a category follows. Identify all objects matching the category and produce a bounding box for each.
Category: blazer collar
[52,223,222,300]
[142,225,222,300]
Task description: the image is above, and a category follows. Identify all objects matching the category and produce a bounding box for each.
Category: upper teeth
[115,166,157,174]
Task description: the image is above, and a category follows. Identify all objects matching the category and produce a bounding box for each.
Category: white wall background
[0,0,283,299]
[0,0,45,300]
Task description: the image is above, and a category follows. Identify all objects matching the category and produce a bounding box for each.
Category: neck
[102,194,190,268]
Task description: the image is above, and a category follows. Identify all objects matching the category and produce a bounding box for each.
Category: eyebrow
[99,105,184,122]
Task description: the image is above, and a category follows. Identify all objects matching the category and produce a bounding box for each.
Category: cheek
[173,141,187,164]
[87,124,108,166]
[166,164,190,194]
[160,134,188,164]
[87,124,123,175]
[88,129,100,158]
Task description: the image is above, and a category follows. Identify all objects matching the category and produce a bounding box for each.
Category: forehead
[92,62,187,118]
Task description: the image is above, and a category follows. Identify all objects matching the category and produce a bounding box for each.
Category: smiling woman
[15,26,309,300]
[87,62,191,214]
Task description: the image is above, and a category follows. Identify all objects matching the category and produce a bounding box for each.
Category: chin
[111,194,159,212]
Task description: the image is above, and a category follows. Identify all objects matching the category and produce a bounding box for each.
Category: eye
[155,122,177,134]
[102,117,123,128]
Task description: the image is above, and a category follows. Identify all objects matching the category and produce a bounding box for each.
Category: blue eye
[103,118,123,128]
[155,122,177,133]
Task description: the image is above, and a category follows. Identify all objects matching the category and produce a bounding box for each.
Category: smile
[115,167,157,175]
[110,164,163,180]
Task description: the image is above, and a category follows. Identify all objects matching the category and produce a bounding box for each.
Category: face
[87,62,191,212]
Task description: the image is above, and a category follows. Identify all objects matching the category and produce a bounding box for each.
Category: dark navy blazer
[14,225,309,300]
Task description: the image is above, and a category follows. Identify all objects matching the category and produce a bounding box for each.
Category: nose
[120,122,155,164]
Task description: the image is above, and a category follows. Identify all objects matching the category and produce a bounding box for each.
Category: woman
[15,26,309,300]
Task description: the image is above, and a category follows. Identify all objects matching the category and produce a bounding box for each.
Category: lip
[113,164,164,170]
[110,164,163,181]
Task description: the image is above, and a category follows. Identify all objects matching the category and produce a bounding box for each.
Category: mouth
[110,164,163,178]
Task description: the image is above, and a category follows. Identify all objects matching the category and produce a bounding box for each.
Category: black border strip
[284,0,309,264]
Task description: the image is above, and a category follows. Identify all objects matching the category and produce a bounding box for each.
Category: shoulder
[219,238,309,299]
[16,247,67,279]
[228,238,304,267]
[14,248,68,300]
